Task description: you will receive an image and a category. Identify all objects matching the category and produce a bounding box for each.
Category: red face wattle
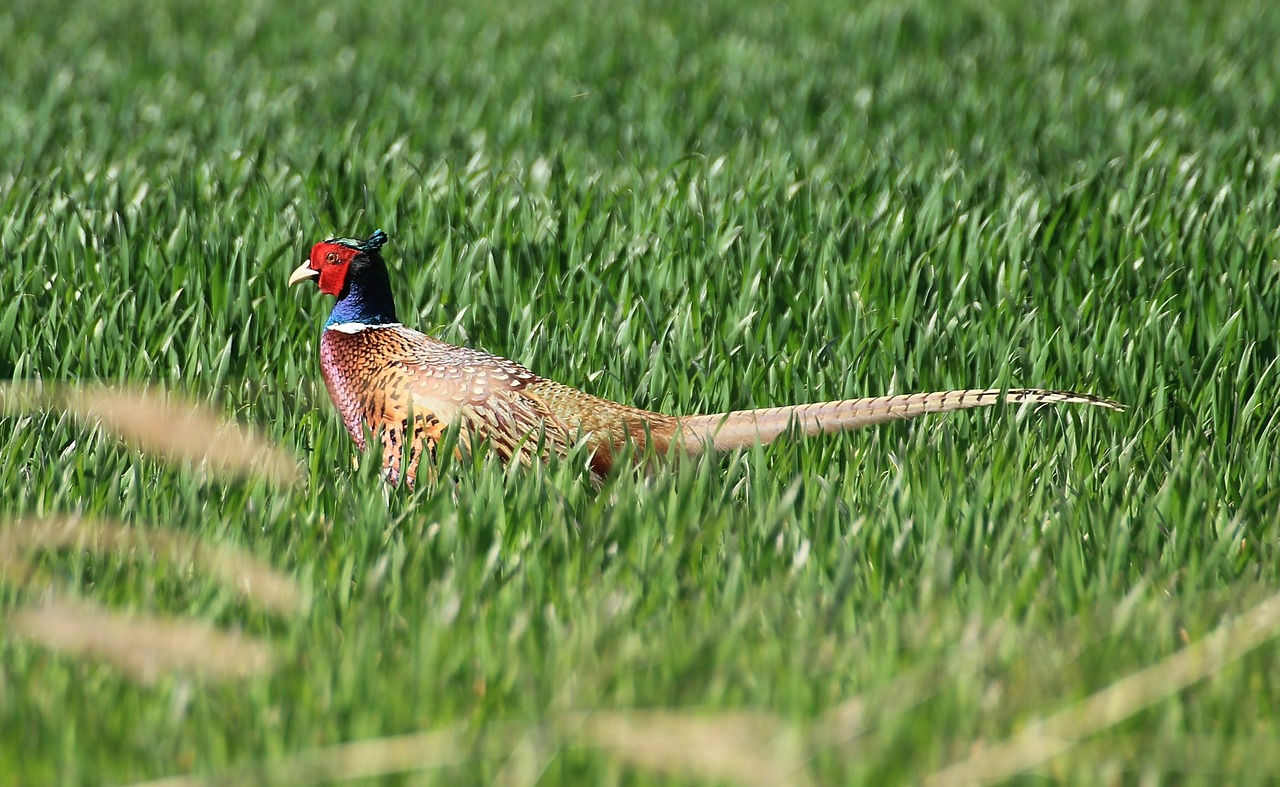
[308,242,360,296]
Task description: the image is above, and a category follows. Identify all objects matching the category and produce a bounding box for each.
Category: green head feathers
[325,229,389,254]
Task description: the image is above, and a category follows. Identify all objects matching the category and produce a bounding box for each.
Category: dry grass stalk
[0,516,301,616]
[129,727,472,787]
[133,708,810,787]
[10,600,276,684]
[1,382,300,486]
[573,709,810,787]
[0,381,47,415]
[925,589,1280,786]
[64,386,301,487]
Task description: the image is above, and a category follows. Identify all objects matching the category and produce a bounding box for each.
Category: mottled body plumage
[316,322,678,482]
[290,230,1121,485]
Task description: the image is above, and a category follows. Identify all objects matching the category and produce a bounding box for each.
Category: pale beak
[288,260,320,287]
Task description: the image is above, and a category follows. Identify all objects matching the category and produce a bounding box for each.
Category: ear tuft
[362,229,389,253]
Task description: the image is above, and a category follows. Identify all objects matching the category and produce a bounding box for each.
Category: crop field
[2,0,1279,783]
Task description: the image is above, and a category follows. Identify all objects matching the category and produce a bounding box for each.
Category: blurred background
[2,0,1279,784]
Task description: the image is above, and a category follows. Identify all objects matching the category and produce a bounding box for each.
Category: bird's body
[290,230,1121,485]
[317,320,673,480]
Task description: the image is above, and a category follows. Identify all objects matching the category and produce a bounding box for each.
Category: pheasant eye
[325,252,338,264]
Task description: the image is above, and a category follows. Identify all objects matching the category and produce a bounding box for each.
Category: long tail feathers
[674,388,1123,453]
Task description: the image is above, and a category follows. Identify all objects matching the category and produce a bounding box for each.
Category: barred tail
[674,388,1123,452]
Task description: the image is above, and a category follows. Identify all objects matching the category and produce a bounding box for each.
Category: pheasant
[289,230,1122,485]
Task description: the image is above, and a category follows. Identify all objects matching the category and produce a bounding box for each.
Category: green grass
[3,0,1280,783]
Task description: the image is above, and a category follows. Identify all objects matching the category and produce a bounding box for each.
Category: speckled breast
[318,326,404,447]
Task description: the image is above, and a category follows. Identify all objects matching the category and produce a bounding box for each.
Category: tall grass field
[3,0,1279,783]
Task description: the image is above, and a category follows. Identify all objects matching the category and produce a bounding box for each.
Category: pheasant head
[289,229,398,327]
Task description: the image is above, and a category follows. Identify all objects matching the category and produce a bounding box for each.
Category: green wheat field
[3,0,1280,783]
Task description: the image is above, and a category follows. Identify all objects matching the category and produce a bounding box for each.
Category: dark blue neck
[326,263,399,328]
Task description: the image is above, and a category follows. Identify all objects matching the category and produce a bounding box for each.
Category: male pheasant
[289,230,1121,485]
